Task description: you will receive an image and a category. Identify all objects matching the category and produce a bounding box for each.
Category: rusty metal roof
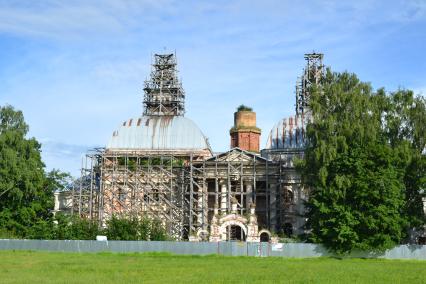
[107,116,211,152]
[265,114,306,150]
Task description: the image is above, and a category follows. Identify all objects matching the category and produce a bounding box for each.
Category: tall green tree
[0,105,54,237]
[299,70,425,253]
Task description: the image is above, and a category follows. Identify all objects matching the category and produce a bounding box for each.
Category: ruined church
[54,52,325,242]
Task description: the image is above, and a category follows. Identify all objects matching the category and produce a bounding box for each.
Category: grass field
[1,251,425,283]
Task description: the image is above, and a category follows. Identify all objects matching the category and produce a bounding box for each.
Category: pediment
[207,148,268,163]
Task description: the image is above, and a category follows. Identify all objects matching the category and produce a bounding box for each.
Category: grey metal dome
[265,114,306,150]
[107,116,211,154]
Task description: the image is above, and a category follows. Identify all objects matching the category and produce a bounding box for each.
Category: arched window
[283,187,294,204]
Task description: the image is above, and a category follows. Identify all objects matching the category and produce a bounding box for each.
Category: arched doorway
[259,232,270,242]
[226,225,246,241]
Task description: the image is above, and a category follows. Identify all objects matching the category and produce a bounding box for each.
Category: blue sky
[1,0,425,177]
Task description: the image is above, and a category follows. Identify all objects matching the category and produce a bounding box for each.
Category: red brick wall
[230,131,260,152]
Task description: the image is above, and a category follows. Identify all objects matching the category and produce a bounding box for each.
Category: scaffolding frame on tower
[295,52,324,118]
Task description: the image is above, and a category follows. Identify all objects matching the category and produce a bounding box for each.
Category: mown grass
[0,250,425,283]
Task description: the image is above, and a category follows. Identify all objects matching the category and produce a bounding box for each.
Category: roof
[205,147,269,162]
[265,114,306,150]
[107,116,212,153]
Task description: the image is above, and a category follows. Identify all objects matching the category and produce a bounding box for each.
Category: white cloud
[1,0,424,42]
[0,0,175,40]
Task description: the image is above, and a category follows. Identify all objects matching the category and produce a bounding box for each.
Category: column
[197,187,203,228]
[245,183,253,209]
[220,182,227,214]
[269,183,277,231]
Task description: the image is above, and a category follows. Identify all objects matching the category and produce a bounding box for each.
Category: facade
[55,52,325,241]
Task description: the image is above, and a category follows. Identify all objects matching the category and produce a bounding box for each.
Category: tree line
[29,214,168,241]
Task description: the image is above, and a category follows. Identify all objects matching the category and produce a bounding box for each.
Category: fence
[0,239,425,260]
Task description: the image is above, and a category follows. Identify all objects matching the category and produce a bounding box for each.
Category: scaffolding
[73,151,187,239]
[73,148,297,240]
[143,53,185,116]
[295,52,324,117]
[72,150,101,221]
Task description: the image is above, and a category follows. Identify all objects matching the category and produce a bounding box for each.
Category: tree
[0,105,75,238]
[298,70,425,253]
[0,105,52,237]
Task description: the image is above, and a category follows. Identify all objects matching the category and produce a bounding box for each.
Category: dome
[107,116,211,153]
[265,114,306,150]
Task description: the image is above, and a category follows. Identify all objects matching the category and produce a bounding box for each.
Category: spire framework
[143,53,185,116]
[295,52,324,117]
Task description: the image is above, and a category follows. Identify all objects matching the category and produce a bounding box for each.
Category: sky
[1,0,425,177]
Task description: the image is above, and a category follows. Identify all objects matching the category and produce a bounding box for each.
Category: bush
[24,213,101,240]
[0,228,18,239]
[105,215,168,241]
[149,219,168,241]
[61,215,101,240]
[105,215,140,240]
[27,219,56,240]
[6,212,169,241]
[237,104,253,112]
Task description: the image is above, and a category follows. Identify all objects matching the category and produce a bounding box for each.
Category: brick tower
[230,105,261,152]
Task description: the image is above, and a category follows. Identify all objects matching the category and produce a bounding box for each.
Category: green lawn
[1,250,425,283]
